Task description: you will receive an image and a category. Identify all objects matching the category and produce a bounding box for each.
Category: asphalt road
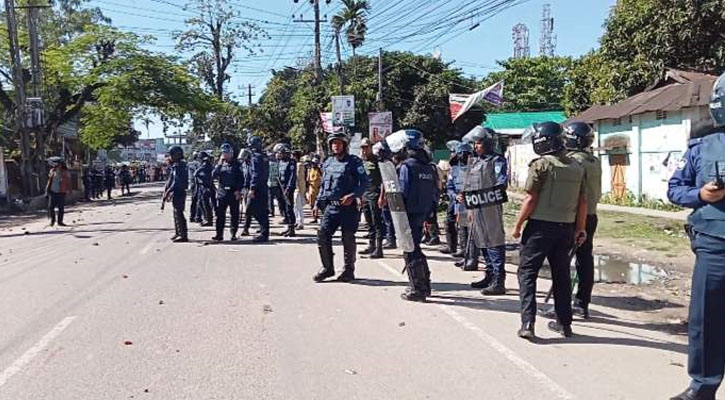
[0,184,697,399]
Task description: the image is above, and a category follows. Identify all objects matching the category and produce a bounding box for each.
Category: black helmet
[199,151,212,161]
[710,72,725,127]
[327,131,349,146]
[563,121,594,150]
[532,122,564,156]
[168,145,184,161]
[247,135,263,151]
[403,129,424,150]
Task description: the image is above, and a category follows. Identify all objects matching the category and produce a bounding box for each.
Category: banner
[320,112,341,134]
[332,95,355,127]
[449,81,505,122]
[368,111,392,142]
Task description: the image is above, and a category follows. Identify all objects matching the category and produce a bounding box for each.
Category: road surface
[0,184,696,399]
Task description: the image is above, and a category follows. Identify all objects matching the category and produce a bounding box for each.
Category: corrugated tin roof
[483,111,567,130]
[574,69,717,123]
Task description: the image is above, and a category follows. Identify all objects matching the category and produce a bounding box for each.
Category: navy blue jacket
[399,149,437,215]
[213,159,243,198]
[316,153,370,207]
[165,160,188,195]
[194,162,214,189]
[278,158,297,194]
[250,151,269,191]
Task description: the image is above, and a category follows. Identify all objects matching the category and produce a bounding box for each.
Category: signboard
[349,132,362,157]
[332,95,355,127]
[368,111,392,143]
[320,112,342,134]
[0,147,8,199]
[26,97,45,129]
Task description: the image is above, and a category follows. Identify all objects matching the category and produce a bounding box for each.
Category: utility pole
[292,0,325,83]
[376,48,383,111]
[247,84,255,106]
[4,0,30,195]
[334,30,343,94]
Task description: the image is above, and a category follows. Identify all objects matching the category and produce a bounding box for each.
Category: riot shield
[463,157,507,249]
[379,160,415,253]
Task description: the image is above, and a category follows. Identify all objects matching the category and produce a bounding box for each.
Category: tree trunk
[352,46,357,80]
[335,31,344,95]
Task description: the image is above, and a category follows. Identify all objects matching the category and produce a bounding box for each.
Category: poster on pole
[331,95,355,127]
[320,112,342,134]
[368,111,393,143]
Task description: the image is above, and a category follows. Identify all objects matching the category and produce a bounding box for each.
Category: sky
[84,0,618,139]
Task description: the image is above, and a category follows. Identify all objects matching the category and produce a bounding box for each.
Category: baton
[544,243,581,304]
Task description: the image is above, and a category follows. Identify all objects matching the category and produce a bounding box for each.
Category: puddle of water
[503,244,668,285]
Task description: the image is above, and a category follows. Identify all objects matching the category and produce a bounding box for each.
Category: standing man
[564,121,602,319]
[212,143,243,242]
[277,144,297,237]
[268,152,282,218]
[398,129,437,302]
[104,165,115,200]
[512,121,587,339]
[46,157,71,227]
[247,136,270,243]
[188,152,201,223]
[119,164,132,196]
[312,132,370,283]
[668,73,725,400]
[358,138,385,259]
[293,151,307,230]
[464,128,509,296]
[442,142,469,256]
[82,166,92,202]
[306,154,322,224]
[194,151,215,226]
[163,146,189,243]
[238,148,253,236]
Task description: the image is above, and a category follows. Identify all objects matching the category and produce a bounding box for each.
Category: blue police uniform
[448,156,469,258]
[314,153,370,279]
[278,158,297,229]
[212,159,244,240]
[399,148,438,299]
[668,132,725,398]
[249,150,270,241]
[165,159,189,240]
[194,162,214,225]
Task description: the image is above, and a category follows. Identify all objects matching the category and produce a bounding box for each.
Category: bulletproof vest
[321,155,359,202]
[252,152,269,190]
[689,133,725,238]
[278,160,293,185]
[268,161,279,186]
[530,155,584,224]
[453,164,469,193]
[569,151,602,215]
[402,157,435,215]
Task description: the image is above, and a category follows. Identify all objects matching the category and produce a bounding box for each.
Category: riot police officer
[276,143,297,237]
[104,165,115,200]
[238,148,253,236]
[668,73,725,400]
[212,143,243,241]
[449,142,472,260]
[464,127,509,296]
[247,136,270,243]
[358,137,385,259]
[119,164,132,196]
[564,121,602,319]
[512,121,587,339]
[312,131,370,283]
[439,140,461,255]
[163,146,189,243]
[194,151,215,226]
[188,151,201,223]
[398,129,438,302]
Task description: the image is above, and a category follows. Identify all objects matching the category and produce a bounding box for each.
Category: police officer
[82,166,92,202]
[268,150,283,218]
[194,151,215,226]
[238,148,254,236]
[512,121,587,339]
[449,142,472,260]
[247,136,271,243]
[163,146,189,243]
[119,164,132,196]
[188,151,201,223]
[398,129,438,302]
[312,131,370,283]
[276,144,297,237]
[668,73,725,400]
[439,140,461,254]
[465,128,509,296]
[564,121,602,319]
[104,165,115,200]
[212,143,243,241]
[358,137,385,259]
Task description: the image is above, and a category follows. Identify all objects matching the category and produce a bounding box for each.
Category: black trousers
[250,189,270,237]
[283,189,295,226]
[198,188,213,223]
[48,192,66,224]
[518,219,575,326]
[190,186,199,219]
[365,198,384,241]
[269,186,284,216]
[575,214,598,306]
[216,192,240,237]
[172,193,187,239]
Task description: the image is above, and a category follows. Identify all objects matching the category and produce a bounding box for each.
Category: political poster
[331,95,355,127]
[368,111,392,143]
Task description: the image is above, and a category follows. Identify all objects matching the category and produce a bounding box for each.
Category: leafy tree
[174,0,267,100]
[331,0,370,76]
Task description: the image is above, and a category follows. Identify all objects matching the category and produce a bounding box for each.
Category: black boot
[174,216,188,242]
[313,229,335,282]
[171,213,180,241]
[358,239,375,255]
[241,228,250,236]
[440,224,457,254]
[670,388,716,400]
[400,255,427,302]
[470,273,493,289]
[337,231,356,282]
[368,238,384,259]
[518,321,535,340]
[284,226,296,237]
[383,239,397,249]
[547,321,573,338]
[463,245,479,271]
[481,274,506,296]
[573,300,590,319]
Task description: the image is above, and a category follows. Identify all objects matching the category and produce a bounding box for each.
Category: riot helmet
[710,72,725,127]
[455,142,473,155]
[464,126,495,149]
[199,151,212,162]
[563,121,594,150]
[327,131,349,146]
[238,148,252,162]
[531,122,564,155]
[248,135,263,151]
[168,145,184,162]
[446,140,461,153]
[372,140,392,160]
[192,151,199,160]
[220,143,233,154]
[403,129,424,150]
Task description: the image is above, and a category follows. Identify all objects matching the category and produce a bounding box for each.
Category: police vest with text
[689,133,725,238]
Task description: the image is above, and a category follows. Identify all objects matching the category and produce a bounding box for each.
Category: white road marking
[375,261,574,400]
[0,316,78,389]
[139,240,156,255]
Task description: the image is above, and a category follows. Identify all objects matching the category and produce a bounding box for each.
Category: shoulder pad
[528,157,543,167]
[688,137,703,148]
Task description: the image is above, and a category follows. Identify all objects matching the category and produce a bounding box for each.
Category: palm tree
[331,0,370,79]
